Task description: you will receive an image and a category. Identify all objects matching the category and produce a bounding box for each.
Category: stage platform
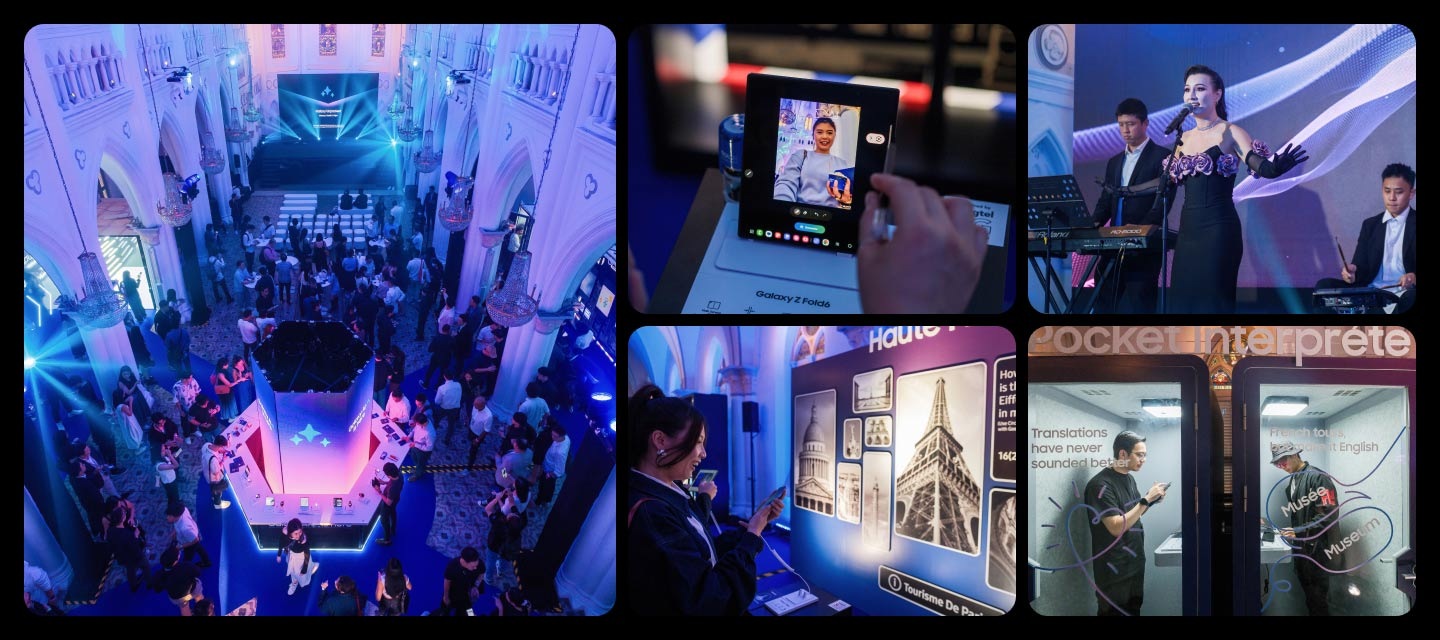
[251,138,401,191]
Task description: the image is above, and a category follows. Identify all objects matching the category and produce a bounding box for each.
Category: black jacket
[1350,208,1416,287]
[1093,140,1176,228]
[627,469,762,616]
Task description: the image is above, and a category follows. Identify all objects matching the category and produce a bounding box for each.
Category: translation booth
[1027,355,1213,616]
[1232,356,1415,616]
[627,326,1016,616]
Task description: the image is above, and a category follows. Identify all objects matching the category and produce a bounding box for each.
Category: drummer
[1314,163,1416,313]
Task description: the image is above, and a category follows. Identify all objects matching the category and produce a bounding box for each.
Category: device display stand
[715,204,858,290]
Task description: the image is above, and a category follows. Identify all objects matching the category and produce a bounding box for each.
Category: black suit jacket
[1351,208,1416,287]
[1093,140,1176,228]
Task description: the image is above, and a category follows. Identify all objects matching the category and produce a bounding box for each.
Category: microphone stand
[1160,131,1181,314]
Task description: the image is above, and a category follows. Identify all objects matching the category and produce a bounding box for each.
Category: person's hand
[827,180,853,206]
[697,479,718,500]
[857,174,987,313]
[744,488,785,536]
[1271,143,1309,176]
[1341,263,1357,284]
[320,580,330,591]
[1279,527,1296,539]
[1400,272,1416,290]
[1146,482,1168,504]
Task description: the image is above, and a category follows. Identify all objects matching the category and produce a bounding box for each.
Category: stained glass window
[371,24,386,57]
[270,24,285,58]
[319,24,337,56]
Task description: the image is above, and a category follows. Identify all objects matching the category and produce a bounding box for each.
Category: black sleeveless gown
[1167,145,1242,313]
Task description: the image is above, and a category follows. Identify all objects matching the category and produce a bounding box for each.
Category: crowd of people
[30,188,591,616]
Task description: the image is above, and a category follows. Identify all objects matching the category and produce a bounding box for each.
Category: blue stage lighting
[24,356,37,370]
[609,419,616,432]
[390,138,397,147]
[591,391,613,402]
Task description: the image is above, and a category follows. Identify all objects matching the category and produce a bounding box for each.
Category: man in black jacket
[1083,98,1176,314]
[424,324,456,390]
[1315,163,1416,313]
[1272,441,1339,616]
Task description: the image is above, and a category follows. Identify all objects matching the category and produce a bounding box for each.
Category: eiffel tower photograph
[793,389,836,516]
[893,362,987,555]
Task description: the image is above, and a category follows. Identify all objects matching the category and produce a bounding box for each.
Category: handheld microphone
[1163,107,1191,136]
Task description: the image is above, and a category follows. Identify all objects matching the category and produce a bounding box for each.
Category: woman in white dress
[277,518,320,595]
[112,366,149,452]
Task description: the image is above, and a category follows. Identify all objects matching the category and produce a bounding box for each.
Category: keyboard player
[1083,98,1176,313]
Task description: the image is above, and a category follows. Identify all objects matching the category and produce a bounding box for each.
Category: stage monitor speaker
[742,401,760,432]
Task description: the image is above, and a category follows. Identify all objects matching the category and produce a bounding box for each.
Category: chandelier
[388,77,406,120]
[26,58,129,330]
[397,106,422,142]
[157,172,194,227]
[71,252,131,329]
[437,175,474,231]
[487,24,577,328]
[224,106,250,143]
[244,67,262,122]
[486,250,539,327]
[414,129,442,173]
[199,131,226,174]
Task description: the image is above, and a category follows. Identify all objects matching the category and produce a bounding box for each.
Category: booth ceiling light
[591,391,613,402]
[1261,396,1309,417]
[1141,398,1182,418]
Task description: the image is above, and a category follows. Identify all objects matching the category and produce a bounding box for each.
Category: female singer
[1164,65,1308,313]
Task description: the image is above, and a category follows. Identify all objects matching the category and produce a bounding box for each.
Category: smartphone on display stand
[739,74,899,255]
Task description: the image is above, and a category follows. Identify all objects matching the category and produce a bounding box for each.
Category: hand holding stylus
[857,173,986,314]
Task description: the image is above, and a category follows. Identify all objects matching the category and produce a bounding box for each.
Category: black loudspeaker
[742,401,760,432]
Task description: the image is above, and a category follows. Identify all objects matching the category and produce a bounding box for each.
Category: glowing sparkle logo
[320,438,331,447]
[290,434,303,446]
[298,424,322,442]
[320,86,334,99]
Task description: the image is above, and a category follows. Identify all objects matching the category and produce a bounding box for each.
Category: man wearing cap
[1271,441,1338,616]
[1083,430,1168,616]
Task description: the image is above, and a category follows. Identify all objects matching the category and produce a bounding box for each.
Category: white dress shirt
[1371,208,1410,290]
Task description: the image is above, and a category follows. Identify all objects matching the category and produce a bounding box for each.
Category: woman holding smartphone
[773,117,855,209]
[628,385,785,615]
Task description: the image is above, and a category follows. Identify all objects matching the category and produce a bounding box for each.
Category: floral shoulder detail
[1247,140,1271,178]
[1164,149,1240,183]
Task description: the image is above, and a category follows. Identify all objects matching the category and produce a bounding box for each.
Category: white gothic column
[554,466,614,614]
[136,224,184,308]
[458,226,508,303]
[488,311,567,419]
[24,488,73,601]
[76,322,135,412]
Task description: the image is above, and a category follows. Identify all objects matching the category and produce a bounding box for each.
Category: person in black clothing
[105,498,149,592]
[496,586,531,617]
[355,282,380,348]
[424,324,456,390]
[435,547,484,616]
[157,546,205,615]
[68,456,108,537]
[318,575,366,616]
[423,186,438,230]
[453,313,476,372]
[124,312,155,370]
[1083,430,1168,616]
[148,414,182,465]
[1314,163,1416,313]
[186,394,221,438]
[1271,441,1339,615]
[355,188,369,210]
[340,189,354,210]
[372,462,404,545]
[415,276,440,341]
[375,557,412,616]
[533,367,561,411]
[376,304,397,358]
[627,385,784,615]
[1083,98,1176,314]
[472,342,500,398]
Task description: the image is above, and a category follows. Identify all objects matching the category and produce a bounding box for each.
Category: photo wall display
[789,326,1016,616]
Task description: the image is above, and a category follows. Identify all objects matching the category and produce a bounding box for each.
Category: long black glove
[1247,143,1309,179]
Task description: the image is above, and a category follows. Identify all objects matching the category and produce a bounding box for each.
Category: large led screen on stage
[277,73,380,141]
